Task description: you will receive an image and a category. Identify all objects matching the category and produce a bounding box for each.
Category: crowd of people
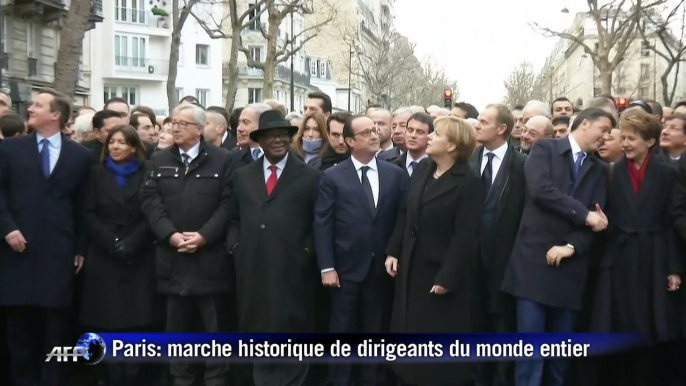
[0,88,685,386]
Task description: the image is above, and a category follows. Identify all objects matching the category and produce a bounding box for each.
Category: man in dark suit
[140,103,232,386]
[228,110,321,385]
[83,109,125,162]
[469,104,527,386]
[0,88,91,386]
[381,112,432,177]
[228,103,272,176]
[207,106,237,151]
[655,113,686,168]
[377,108,412,163]
[314,115,408,386]
[501,108,616,386]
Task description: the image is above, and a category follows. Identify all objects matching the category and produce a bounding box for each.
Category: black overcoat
[227,153,322,333]
[592,157,682,341]
[386,159,486,385]
[80,164,161,329]
[0,133,91,308]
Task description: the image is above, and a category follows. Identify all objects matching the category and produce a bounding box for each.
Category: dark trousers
[472,312,516,386]
[515,298,577,386]
[0,307,10,386]
[166,294,230,386]
[5,306,71,386]
[328,271,386,386]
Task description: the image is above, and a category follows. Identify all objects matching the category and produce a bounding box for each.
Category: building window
[593,87,601,97]
[249,46,262,63]
[27,23,36,58]
[310,59,317,76]
[248,3,260,31]
[115,34,147,68]
[319,61,326,78]
[640,63,649,79]
[195,89,209,106]
[176,88,183,102]
[115,0,146,24]
[639,87,649,99]
[248,88,262,104]
[196,44,209,66]
[104,85,138,106]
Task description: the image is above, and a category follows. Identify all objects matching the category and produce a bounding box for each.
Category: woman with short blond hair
[385,115,486,385]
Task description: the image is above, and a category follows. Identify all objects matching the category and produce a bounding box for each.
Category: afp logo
[46,333,107,365]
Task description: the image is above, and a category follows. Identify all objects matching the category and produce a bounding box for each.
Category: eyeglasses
[354,128,379,137]
[170,121,198,129]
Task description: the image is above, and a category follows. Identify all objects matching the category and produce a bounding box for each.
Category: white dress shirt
[480,142,509,183]
[180,141,201,162]
[406,153,428,176]
[263,153,289,183]
[568,134,585,164]
[351,155,379,207]
[221,131,228,144]
[36,132,62,174]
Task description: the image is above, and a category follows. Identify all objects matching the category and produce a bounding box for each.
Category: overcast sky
[393,0,596,110]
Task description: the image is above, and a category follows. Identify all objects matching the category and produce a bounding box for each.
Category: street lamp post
[289,14,295,112]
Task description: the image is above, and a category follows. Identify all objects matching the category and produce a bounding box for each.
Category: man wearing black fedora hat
[228,109,322,386]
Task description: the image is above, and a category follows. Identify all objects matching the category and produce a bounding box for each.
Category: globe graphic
[75,333,106,365]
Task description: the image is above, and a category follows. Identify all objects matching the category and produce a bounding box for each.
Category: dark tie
[361,166,376,213]
[182,153,191,173]
[40,139,50,177]
[409,161,418,176]
[482,152,495,193]
[574,151,586,175]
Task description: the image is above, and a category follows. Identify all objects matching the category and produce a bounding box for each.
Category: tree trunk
[261,2,282,99]
[53,0,92,100]
[662,60,680,107]
[223,28,241,111]
[599,59,613,95]
[167,0,198,114]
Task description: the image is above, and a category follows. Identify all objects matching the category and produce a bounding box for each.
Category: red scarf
[627,152,652,194]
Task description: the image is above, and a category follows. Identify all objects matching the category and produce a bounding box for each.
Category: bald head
[523,100,551,123]
[430,108,450,119]
[409,105,426,114]
[426,105,441,114]
[521,115,554,151]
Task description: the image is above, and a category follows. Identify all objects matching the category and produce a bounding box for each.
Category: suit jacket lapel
[468,147,482,176]
[247,160,268,202]
[572,155,595,194]
[49,134,71,180]
[637,156,657,208]
[342,159,375,219]
[267,154,304,202]
[616,158,640,220]
[494,146,513,220]
[376,163,391,218]
[27,133,46,178]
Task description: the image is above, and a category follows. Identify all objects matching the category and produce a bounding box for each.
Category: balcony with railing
[223,62,310,88]
[4,0,68,24]
[89,0,104,25]
[115,6,172,30]
[115,56,169,78]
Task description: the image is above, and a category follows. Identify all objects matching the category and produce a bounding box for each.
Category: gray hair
[392,107,413,117]
[173,104,206,127]
[524,100,551,118]
[74,113,94,142]
[247,103,272,119]
[285,112,303,121]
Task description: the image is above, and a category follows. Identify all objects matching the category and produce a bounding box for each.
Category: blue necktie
[409,161,418,176]
[40,139,50,177]
[574,151,586,175]
[252,148,262,160]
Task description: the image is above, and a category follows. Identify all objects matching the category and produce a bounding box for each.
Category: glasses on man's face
[171,121,197,129]
[263,133,291,143]
[354,128,379,137]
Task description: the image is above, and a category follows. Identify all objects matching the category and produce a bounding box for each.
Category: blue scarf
[105,156,140,189]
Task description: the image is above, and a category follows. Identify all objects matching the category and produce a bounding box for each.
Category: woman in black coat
[385,116,486,386]
[592,111,682,386]
[80,125,161,385]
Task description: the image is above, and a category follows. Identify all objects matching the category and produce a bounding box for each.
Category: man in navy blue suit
[0,88,91,386]
[314,115,408,386]
[501,108,616,386]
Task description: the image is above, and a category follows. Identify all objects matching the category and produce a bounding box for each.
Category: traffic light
[443,89,453,108]
[616,97,628,112]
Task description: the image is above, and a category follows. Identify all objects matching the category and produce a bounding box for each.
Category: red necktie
[266,165,278,196]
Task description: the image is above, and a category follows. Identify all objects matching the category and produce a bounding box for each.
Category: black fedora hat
[249,110,299,142]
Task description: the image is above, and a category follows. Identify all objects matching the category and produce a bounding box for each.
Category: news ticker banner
[67,333,650,365]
